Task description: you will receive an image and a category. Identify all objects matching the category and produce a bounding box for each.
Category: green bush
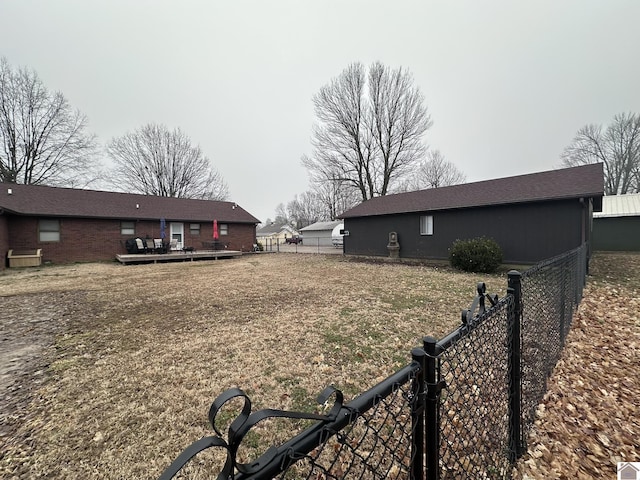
[449,237,503,273]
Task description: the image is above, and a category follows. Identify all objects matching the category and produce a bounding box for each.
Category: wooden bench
[8,249,43,268]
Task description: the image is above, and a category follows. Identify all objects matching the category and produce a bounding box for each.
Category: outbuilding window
[121,221,135,235]
[220,224,228,235]
[39,219,61,242]
[190,223,201,235]
[420,215,433,235]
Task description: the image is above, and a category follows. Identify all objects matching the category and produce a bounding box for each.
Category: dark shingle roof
[340,163,604,218]
[0,183,260,223]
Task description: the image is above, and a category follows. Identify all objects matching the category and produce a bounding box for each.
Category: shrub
[449,237,503,273]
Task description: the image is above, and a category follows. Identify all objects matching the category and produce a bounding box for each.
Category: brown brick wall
[233,223,258,252]
[172,221,256,252]
[6,215,257,265]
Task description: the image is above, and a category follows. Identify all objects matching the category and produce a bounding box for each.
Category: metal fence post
[581,243,587,294]
[507,270,523,461]
[411,347,426,480]
[577,248,583,303]
[560,264,567,346]
[423,336,440,480]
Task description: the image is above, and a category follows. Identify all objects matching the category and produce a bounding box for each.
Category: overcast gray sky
[2,1,639,223]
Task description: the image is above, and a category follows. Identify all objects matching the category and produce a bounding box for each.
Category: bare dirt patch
[0,291,88,438]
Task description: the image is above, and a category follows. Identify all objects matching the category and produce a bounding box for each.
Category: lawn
[0,253,503,479]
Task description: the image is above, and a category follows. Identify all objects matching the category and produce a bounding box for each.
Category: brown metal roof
[340,163,604,218]
[0,183,260,223]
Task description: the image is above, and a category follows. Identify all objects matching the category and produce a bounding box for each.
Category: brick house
[0,183,260,269]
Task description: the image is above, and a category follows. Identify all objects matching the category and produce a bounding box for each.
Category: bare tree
[368,62,432,194]
[413,150,466,189]
[303,62,432,201]
[561,112,640,195]
[274,203,289,225]
[275,181,358,229]
[0,58,97,186]
[287,191,324,229]
[312,179,360,220]
[107,123,229,200]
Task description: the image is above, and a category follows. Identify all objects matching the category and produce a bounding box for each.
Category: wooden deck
[116,249,243,265]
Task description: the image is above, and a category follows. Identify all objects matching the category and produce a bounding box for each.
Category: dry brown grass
[3,252,636,479]
[0,253,499,479]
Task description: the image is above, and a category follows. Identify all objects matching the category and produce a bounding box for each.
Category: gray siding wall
[344,200,586,264]
[593,217,640,251]
[302,231,333,247]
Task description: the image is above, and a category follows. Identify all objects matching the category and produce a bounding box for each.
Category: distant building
[256,223,298,246]
[300,221,342,247]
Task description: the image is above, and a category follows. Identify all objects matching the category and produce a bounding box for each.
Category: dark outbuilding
[592,193,640,251]
[339,163,604,265]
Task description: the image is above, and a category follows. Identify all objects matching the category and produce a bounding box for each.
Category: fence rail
[159,244,588,480]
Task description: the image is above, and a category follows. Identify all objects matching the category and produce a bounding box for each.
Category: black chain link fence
[518,244,587,449]
[159,362,425,480]
[159,245,588,480]
[273,367,421,480]
[433,296,514,479]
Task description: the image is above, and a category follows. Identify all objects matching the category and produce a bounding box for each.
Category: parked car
[285,236,303,244]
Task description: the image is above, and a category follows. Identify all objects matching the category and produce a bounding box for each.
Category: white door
[170,222,184,250]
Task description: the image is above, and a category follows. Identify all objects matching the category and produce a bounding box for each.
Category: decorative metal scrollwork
[158,386,344,480]
[461,282,499,325]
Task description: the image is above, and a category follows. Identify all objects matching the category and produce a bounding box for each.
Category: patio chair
[145,238,156,253]
[169,239,178,251]
[154,238,166,253]
[135,238,150,254]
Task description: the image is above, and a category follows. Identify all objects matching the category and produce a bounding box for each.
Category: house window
[420,215,433,235]
[121,221,135,235]
[190,223,200,235]
[220,224,228,235]
[39,219,60,242]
